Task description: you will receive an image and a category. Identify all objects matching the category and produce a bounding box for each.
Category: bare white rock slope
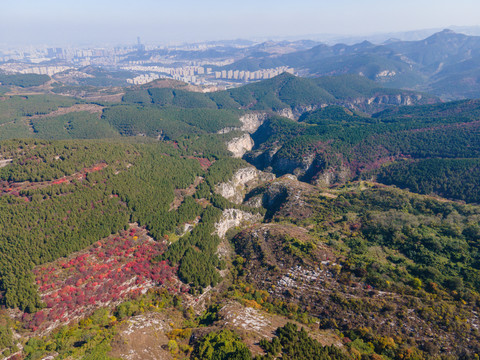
[214,209,263,239]
[218,112,268,134]
[215,166,275,204]
[226,133,255,158]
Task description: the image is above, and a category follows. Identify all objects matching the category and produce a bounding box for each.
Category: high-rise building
[136,37,146,52]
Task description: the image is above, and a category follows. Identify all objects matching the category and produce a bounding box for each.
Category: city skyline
[1,0,480,47]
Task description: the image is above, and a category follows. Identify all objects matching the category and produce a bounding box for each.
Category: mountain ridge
[220,29,480,99]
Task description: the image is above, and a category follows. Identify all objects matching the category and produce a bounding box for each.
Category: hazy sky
[1,0,480,46]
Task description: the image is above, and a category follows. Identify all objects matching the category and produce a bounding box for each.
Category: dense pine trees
[0,138,243,310]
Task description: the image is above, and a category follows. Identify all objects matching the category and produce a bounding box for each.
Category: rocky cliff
[218,112,268,134]
[260,94,428,122]
[239,113,269,133]
[275,94,429,120]
[257,175,316,220]
[314,165,351,187]
[226,133,255,158]
[343,93,429,113]
[272,152,317,178]
[214,209,263,239]
[275,105,322,120]
[215,166,275,204]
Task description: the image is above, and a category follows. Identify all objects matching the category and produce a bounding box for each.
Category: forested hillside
[245,99,480,203]
[228,178,480,358]
[0,74,50,88]
[124,72,436,114]
[0,73,479,359]
[0,137,254,312]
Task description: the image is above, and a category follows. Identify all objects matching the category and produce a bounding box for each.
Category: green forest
[0,138,249,311]
[247,100,480,203]
[0,74,50,88]
[0,73,479,359]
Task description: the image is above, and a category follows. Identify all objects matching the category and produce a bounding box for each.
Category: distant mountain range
[56,29,480,101]
[222,29,480,100]
[304,26,480,45]
[121,39,320,63]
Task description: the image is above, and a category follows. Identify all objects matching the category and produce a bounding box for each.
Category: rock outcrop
[365,94,423,106]
[214,209,263,239]
[239,113,268,133]
[226,133,255,158]
[215,166,275,204]
[218,112,269,134]
[257,175,315,220]
[275,108,295,120]
[343,93,428,113]
[272,152,316,178]
[314,166,351,187]
[275,105,321,120]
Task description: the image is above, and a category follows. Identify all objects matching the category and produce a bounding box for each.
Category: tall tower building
[136,37,145,52]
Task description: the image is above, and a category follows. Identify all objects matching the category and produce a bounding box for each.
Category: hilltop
[220,30,480,99]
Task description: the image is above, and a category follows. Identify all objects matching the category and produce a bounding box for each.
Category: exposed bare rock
[272,152,316,178]
[240,113,269,133]
[366,94,422,106]
[214,209,263,239]
[314,165,351,187]
[109,312,173,360]
[0,159,12,168]
[275,108,295,120]
[226,133,255,158]
[218,112,268,134]
[217,301,342,354]
[215,167,275,204]
[177,217,200,237]
[232,223,333,286]
[341,93,427,112]
[220,302,271,336]
[275,105,321,120]
[258,175,316,220]
[244,195,263,208]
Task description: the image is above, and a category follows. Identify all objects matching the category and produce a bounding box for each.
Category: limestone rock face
[275,105,321,120]
[259,175,315,220]
[218,112,268,134]
[314,166,351,187]
[226,133,255,158]
[244,195,263,208]
[215,167,275,204]
[239,113,268,133]
[214,209,263,239]
[272,152,316,178]
[275,108,295,120]
[362,94,423,106]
